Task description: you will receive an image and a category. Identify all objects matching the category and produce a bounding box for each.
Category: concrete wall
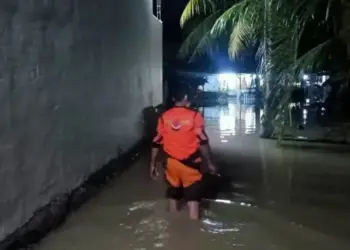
[0,0,162,241]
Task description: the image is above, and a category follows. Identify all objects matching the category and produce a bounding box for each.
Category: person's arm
[150,117,164,178]
[200,142,213,165]
[151,147,160,167]
[194,113,216,171]
[151,128,163,164]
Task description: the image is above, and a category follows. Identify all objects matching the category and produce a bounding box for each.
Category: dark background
[161,0,258,73]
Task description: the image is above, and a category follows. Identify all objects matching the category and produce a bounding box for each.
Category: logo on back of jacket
[166,118,191,131]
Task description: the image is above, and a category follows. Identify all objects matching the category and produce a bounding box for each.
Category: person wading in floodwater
[150,85,216,220]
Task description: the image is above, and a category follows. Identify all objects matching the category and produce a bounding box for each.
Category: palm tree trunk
[260,0,274,138]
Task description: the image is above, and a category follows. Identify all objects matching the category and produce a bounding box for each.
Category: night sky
[162,0,187,44]
[162,0,257,72]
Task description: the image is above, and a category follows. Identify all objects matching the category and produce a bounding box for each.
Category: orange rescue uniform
[152,107,208,201]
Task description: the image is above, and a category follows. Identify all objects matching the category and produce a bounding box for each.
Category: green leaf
[180,0,216,27]
[178,11,224,61]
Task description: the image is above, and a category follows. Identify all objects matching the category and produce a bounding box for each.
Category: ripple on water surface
[115,200,350,250]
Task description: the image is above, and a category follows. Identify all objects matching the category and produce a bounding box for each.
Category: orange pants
[165,158,203,201]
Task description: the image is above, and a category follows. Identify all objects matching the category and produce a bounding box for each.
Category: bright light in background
[228,103,236,115]
[217,73,238,89]
[219,106,235,135]
[303,109,308,124]
[321,75,329,83]
[217,73,235,82]
[302,74,329,84]
[244,106,255,134]
[206,73,263,92]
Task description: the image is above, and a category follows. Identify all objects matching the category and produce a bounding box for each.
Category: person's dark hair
[172,84,191,102]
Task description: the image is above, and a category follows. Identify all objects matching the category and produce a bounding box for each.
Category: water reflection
[302,109,307,125]
[201,100,262,136]
[37,99,350,250]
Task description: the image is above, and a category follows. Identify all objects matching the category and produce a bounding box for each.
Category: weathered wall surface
[0,0,162,240]
[150,15,163,106]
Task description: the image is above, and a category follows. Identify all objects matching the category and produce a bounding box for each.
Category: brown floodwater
[37,100,350,250]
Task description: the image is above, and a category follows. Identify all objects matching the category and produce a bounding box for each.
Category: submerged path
[37,102,350,250]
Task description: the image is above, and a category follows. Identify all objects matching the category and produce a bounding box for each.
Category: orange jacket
[152,107,208,161]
